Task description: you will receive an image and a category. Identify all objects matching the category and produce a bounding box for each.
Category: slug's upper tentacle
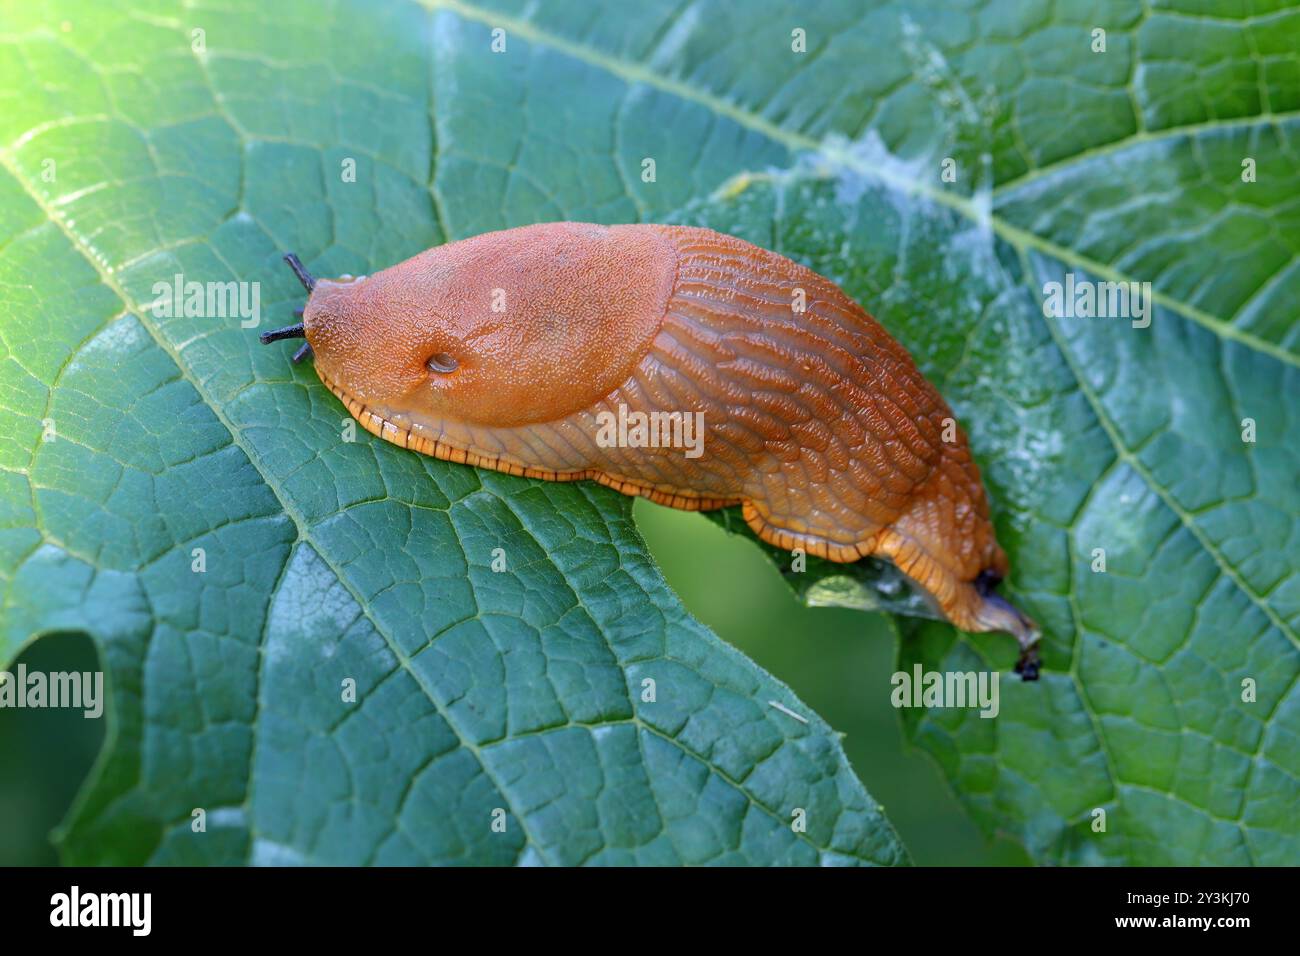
[258,322,305,344]
[283,252,316,292]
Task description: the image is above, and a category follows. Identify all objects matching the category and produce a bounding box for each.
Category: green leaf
[3,0,1297,868]
[649,5,1299,863]
[0,0,907,865]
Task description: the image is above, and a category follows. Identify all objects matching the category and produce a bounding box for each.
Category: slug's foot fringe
[740,501,877,563]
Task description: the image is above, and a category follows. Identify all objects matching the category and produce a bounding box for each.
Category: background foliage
[1,0,1296,865]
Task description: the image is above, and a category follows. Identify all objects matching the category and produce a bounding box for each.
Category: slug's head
[263,225,675,430]
[260,252,457,407]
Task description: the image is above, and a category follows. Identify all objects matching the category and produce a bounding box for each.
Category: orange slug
[260,222,1041,678]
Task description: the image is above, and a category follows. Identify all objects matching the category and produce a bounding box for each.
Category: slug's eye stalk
[259,322,313,363]
[259,323,305,344]
[283,252,316,292]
